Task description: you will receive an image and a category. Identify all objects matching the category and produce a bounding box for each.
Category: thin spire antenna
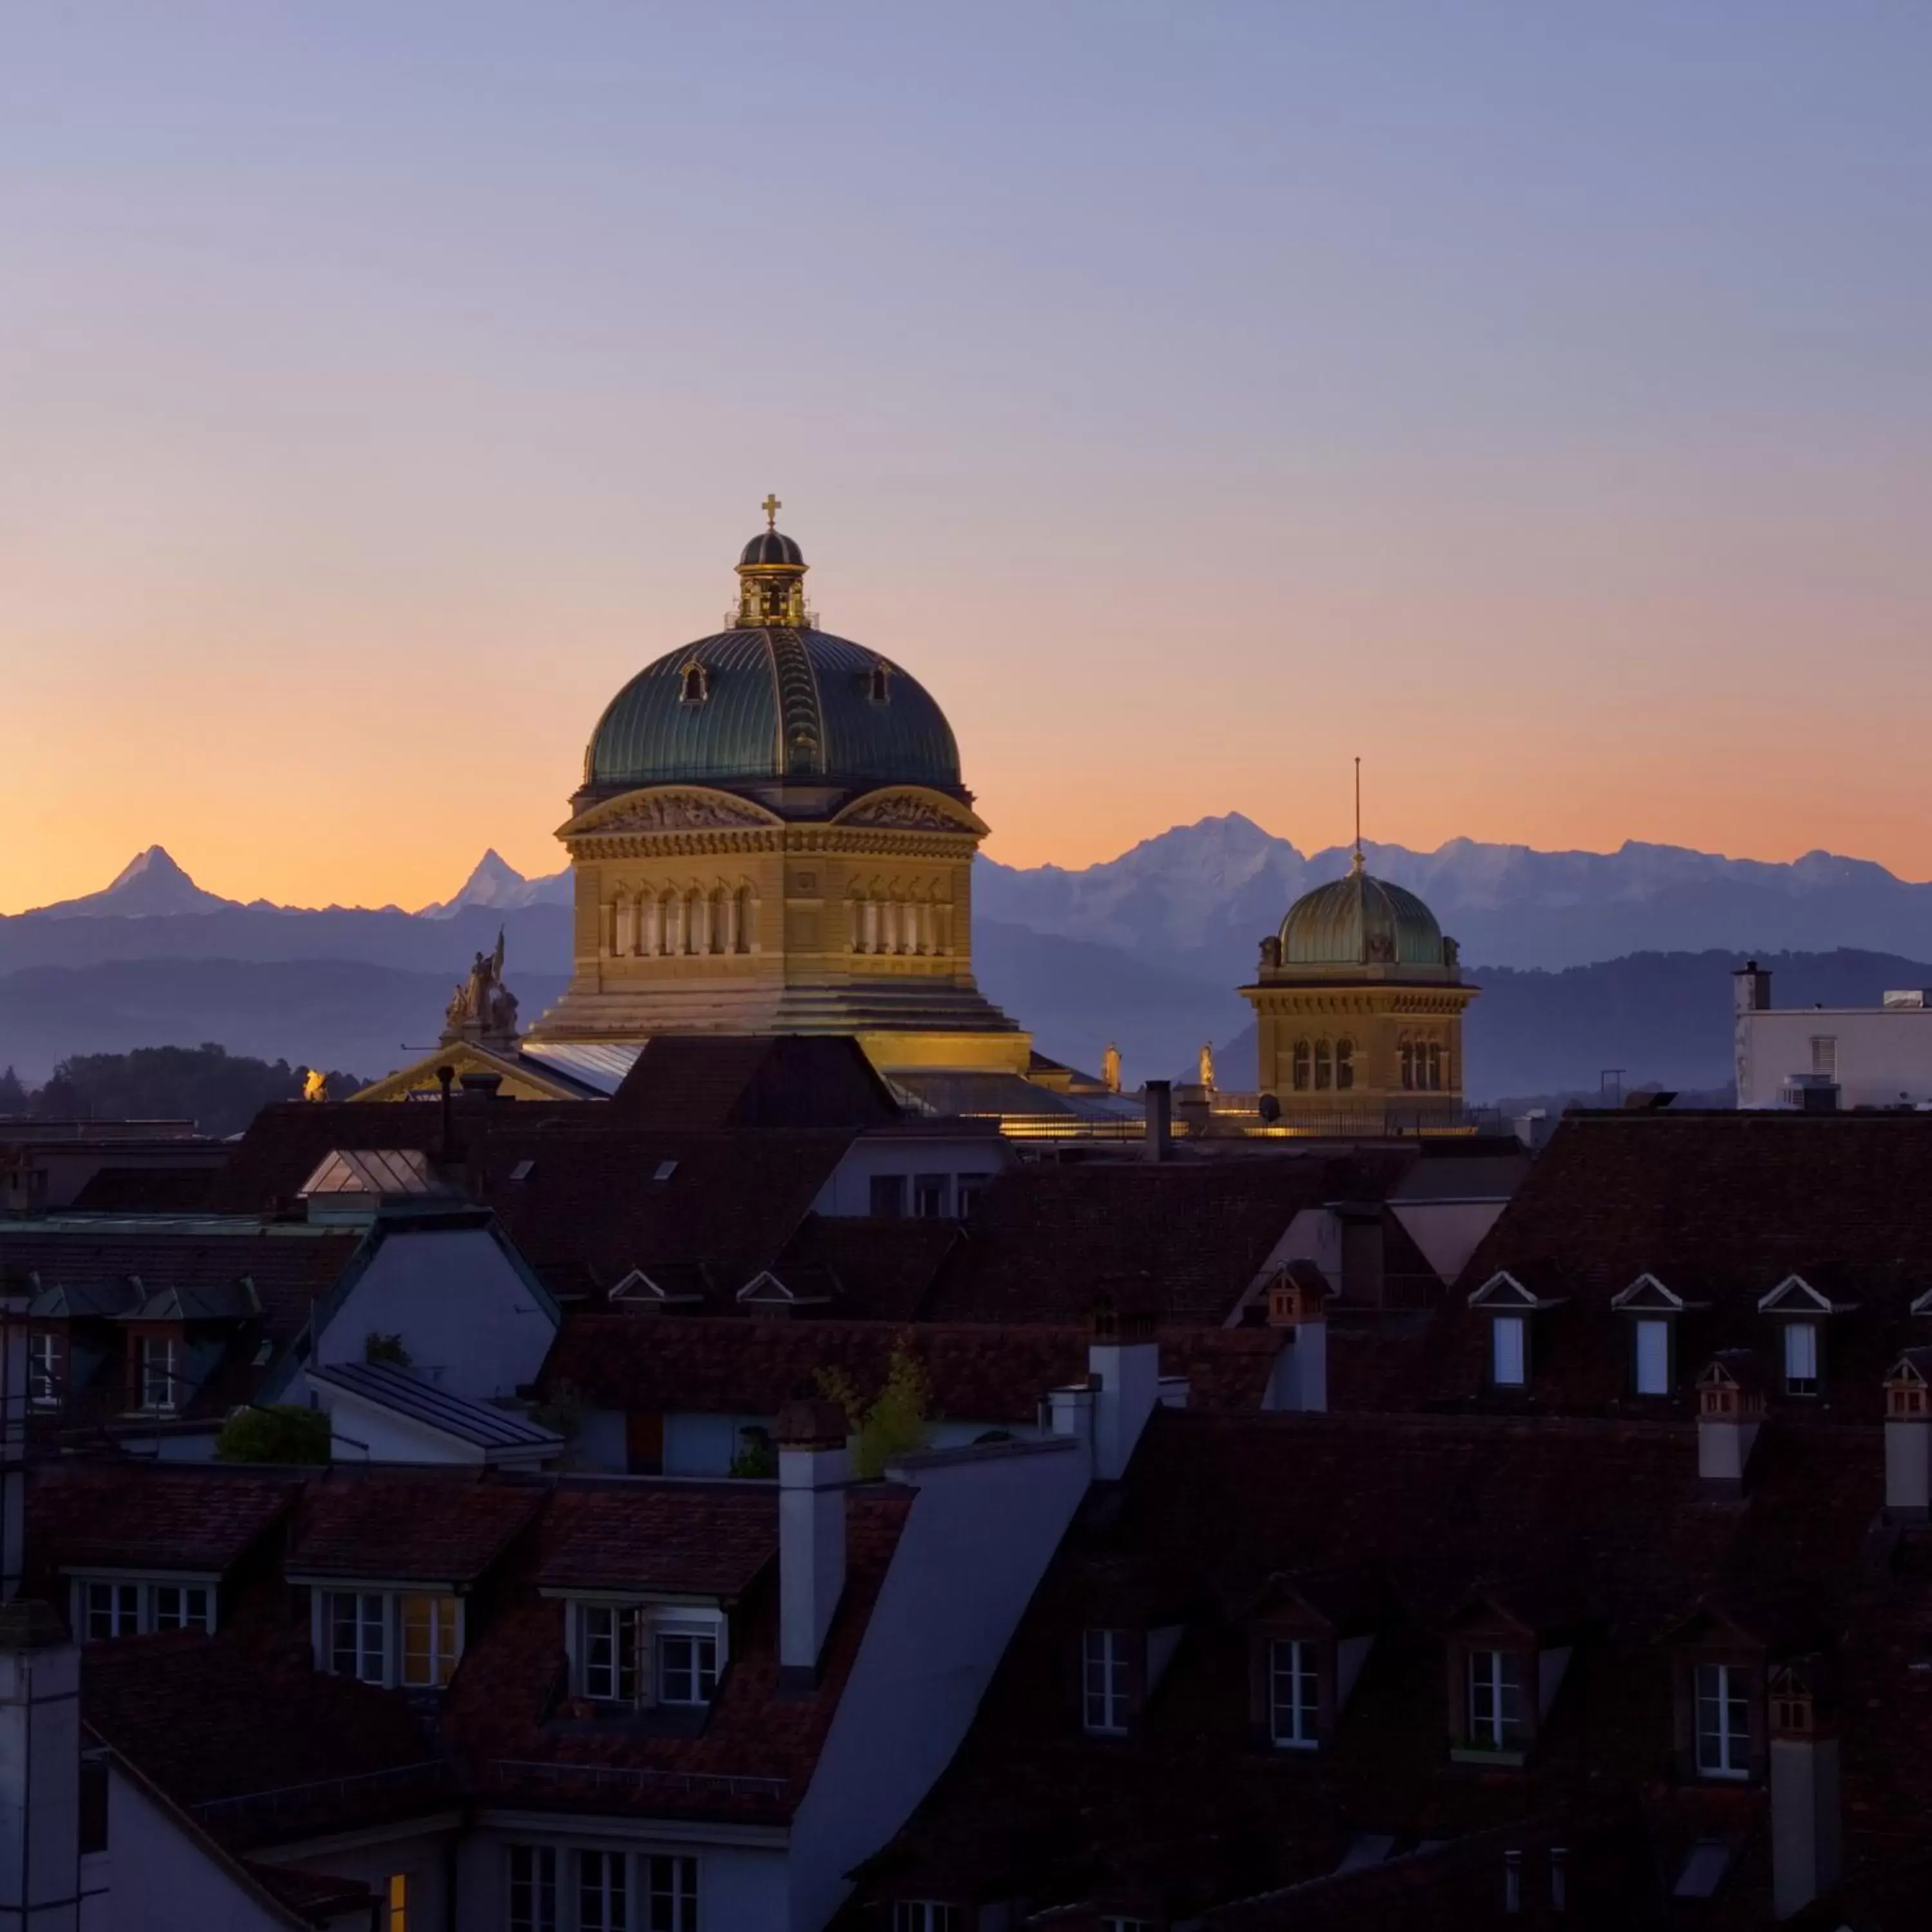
[1353,756,1363,869]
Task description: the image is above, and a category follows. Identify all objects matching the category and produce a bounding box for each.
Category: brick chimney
[775,1397,850,1686]
[0,1598,80,1932]
[1694,1352,1764,1493]
[1264,1264,1329,1414]
[1883,1350,1932,1519]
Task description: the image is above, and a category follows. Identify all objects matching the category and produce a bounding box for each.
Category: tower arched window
[1291,1041,1311,1091]
[1399,1039,1416,1092]
[1314,1039,1333,1092]
[1335,1037,1355,1091]
[679,663,709,705]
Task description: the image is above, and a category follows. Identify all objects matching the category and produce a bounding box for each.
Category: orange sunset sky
[5,6,1930,914]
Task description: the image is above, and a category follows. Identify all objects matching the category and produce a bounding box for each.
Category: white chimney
[1,1302,26,1604]
[1694,1354,1763,1493]
[0,1600,80,1932]
[775,1398,850,1685]
[1884,1352,1932,1518]
[1088,1311,1161,1480]
[1768,1666,1841,1919]
[1262,1266,1329,1414]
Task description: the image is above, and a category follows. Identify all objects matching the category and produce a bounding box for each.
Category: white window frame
[1466,1647,1524,1752]
[1083,1626,1130,1734]
[138,1335,182,1412]
[1783,1320,1820,1396]
[1695,1662,1751,1779]
[655,1626,719,1707]
[1633,1316,1671,1396]
[645,1854,699,1932]
[324,1590,390,1684]
[892,1906,963,1932]
[578,1602,643,1704]
[575,1850,627,1932]
[506,1844,558,1932]
[1269,1636,1320,1749]
[1490,1314,1527,1388]
[913,1172,951,1218]
[399,1593,462,1689]
[75,1577,214,1640]
[28,1332,61,1408]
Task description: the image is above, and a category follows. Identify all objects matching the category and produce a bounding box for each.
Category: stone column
[613,893,634,959]
[723,890,741,956]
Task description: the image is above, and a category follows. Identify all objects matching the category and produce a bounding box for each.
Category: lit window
[657,1630,719,1706]
[1334,1038,1354,1091]
[28,1332,61,1408]
[1633,1317,1671,1396]
[1269,1637,1319,1749]
[1313,1039,1333,1091]
[400,1594,461,1688]
[85,1582,142,1642]
[386,1873,408,1932]
[580,1604,643,1703]
[893,1906,961,1932]
[1695,1662,1750,1779]
[153,1585,212,1633]
[1291,1041,1311,1090]
[138,1336,181,1412]
[1083,1627,1130,1734]
[1783,1321,1819,1396]
[327,1591,388,1683]
[913,1173,950,1218]
[645,1853,698,1932]
[1490,1314,1527,1388]
[1467,1649,1524,1752]
[577,1851,627,1932]
[507,1845,558,1932]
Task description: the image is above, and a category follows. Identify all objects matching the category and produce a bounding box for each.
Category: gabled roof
[298,1147,451,1200]
[609,1034,903,1132]
[28,1464,299,1578]
[1467,1269,1567,1311]
[308,1360,562,1455]
[285,1470,544,1587]
[538,1314,1285,1426]
[1757,1272,1855,1315]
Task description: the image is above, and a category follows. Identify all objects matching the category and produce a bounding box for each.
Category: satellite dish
[1258,1092,1282,1124]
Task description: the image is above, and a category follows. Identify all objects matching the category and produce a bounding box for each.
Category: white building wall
[788,1435,1092,1931]
[102,1769,312,1931]
[457,1821,791,1931]
[314,1227,556,1401]
[810,1138,1011,1217]
[1738,1007,1932,1109]
[305,1383,502,1466]
[1389,1200,1507,1284]
[576,1409,1042,1477]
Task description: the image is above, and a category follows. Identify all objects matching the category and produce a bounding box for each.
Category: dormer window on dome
[679,662,709,706]
[869,661,892,705]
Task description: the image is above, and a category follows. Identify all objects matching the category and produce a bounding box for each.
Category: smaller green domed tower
[1242,848,1477,1129]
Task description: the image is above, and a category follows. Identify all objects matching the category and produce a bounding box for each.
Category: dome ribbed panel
[586,628,960,791]
[1280,872,1444,966]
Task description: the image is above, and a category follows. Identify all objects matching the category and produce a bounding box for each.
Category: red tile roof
[540,1314,1283,1425]
[285,1468,545,1586]
[535,1483,778,1598]
[28,1464,298,1579]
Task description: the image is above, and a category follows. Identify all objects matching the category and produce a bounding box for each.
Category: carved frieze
[591,790,776,833]
[838,793,974,833]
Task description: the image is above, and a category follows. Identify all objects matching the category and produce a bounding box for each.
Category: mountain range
[10,821,1932,1093]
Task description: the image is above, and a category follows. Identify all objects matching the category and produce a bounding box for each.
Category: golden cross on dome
[761,493,782,529]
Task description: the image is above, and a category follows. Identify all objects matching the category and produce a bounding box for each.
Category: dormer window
[315,1589,463,1689]
[1758,1275,1851,1399]
[28,1331,63,1408]
[1468,1273,1567,1395]
[869,662,891,703]
[1083,1627,1130,1734]
[1609,1274,1705,1397]
[74,1577,216,1641]
[138,1334,181,1412]
[1491,1316,1527,1388]
[1269,1638,1319,1749]
[1466,1649,1525,1753]
[569,1601,727,1709]
[1694,1663,1750,1779]
[679,662,709,705]
[1782,1321,1819,1396]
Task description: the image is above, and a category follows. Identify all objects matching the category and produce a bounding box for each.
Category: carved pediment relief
[833,787,988,837]
[564,787,782,838]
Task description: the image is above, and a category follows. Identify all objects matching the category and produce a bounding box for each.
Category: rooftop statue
[443,929,520,1046]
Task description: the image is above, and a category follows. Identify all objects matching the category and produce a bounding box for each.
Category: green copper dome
[1279,860,1448,969]
[581,522,964,802]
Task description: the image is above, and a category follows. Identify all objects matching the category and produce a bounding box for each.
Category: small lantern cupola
[734,495,812,629]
